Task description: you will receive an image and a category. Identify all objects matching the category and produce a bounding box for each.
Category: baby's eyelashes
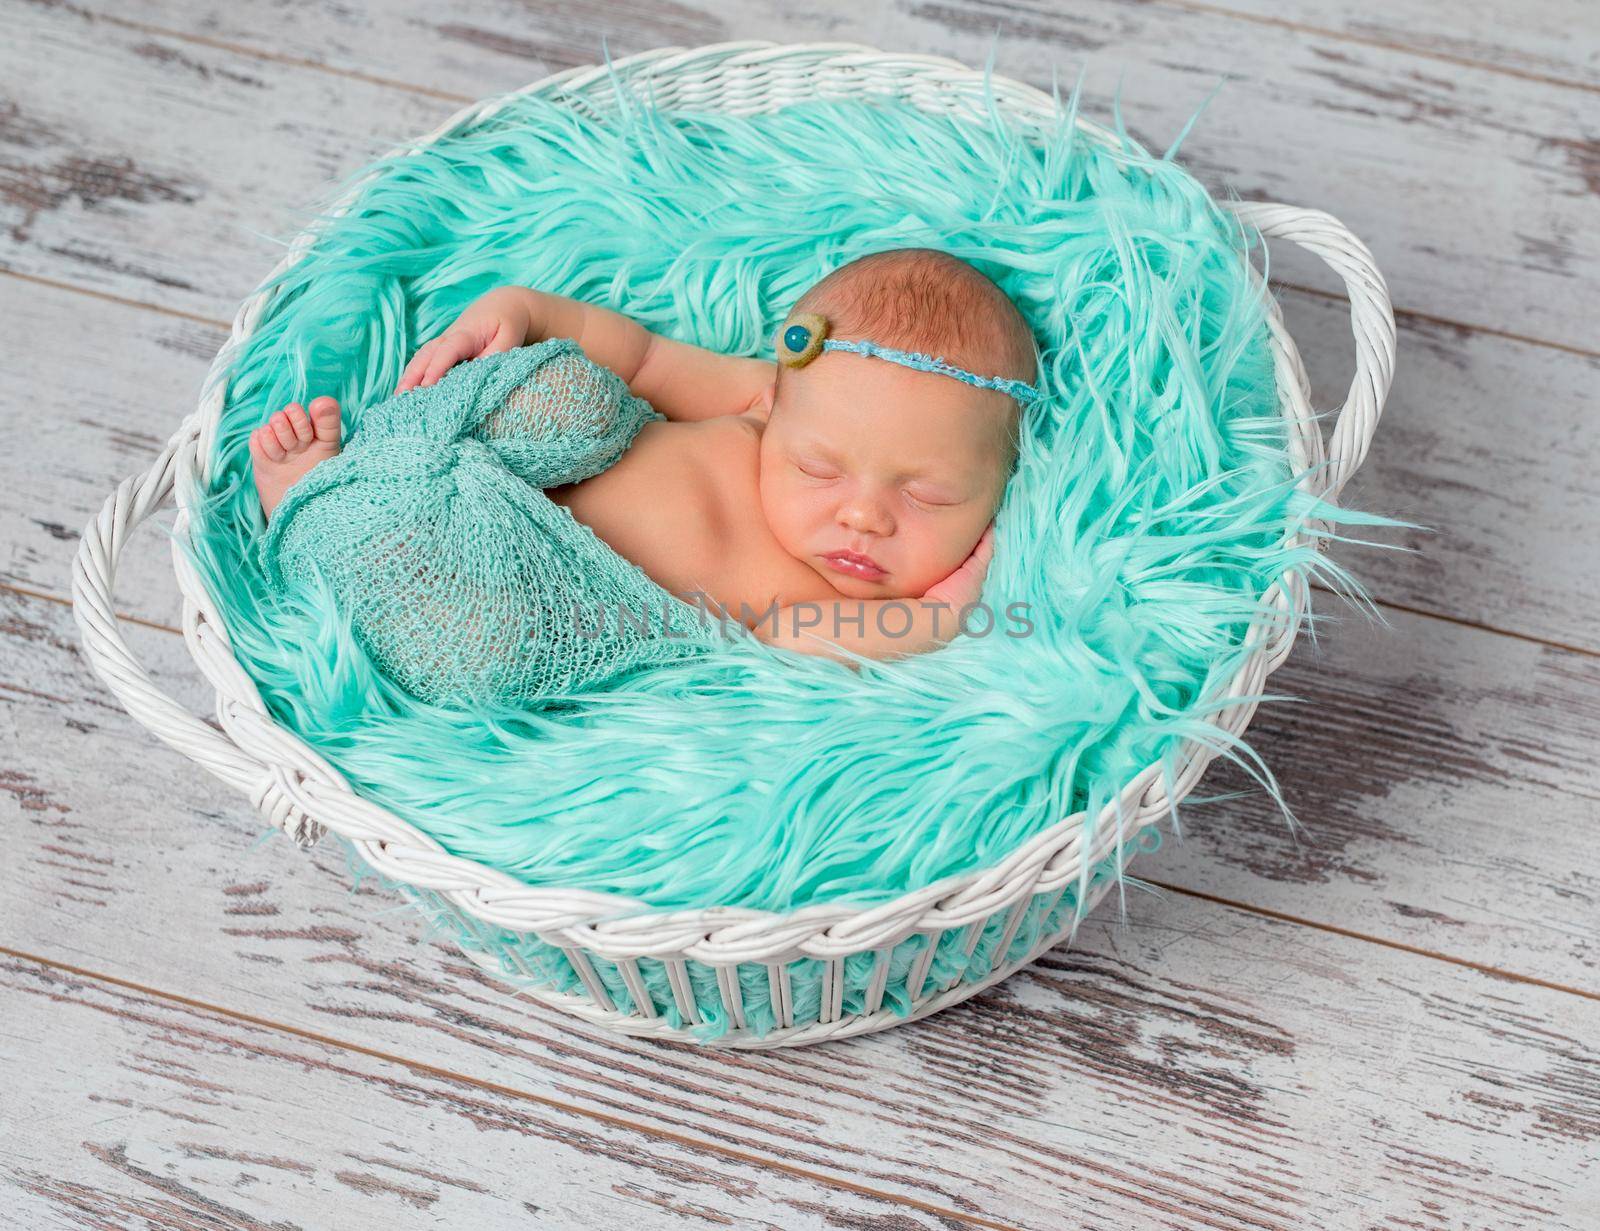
[902,477,970,506]
[904,491,966,512]
[788,454,966,508]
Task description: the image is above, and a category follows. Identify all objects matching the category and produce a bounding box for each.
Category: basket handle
[1225,201,1397,501]
[68,421,326,846]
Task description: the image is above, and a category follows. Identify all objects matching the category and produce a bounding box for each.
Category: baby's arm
[397,286,774,422]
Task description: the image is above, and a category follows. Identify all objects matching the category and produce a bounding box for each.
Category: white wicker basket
[69,41,1395,1048]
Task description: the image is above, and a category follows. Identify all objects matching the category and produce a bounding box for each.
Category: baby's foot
[250,396,342,519]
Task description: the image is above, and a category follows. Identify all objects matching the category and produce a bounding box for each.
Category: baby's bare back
[546,411,840,627]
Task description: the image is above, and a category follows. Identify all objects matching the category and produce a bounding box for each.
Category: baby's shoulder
[724,401,770,440]
[628,406,762,485]
[672,405,767,450]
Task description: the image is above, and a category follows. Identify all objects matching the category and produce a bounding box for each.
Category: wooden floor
[2,1,1596,1227]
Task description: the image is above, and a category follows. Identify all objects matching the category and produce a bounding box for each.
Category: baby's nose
[839,499,892,535]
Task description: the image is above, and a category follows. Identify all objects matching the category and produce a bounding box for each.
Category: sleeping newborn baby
[249,247,1040,708]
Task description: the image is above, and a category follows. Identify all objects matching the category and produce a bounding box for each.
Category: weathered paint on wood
[6,4,1599,651]
[4,0,1598,352]
[1173,0,1600,91]
[2,586,1597,1227]
[4,0,1598,1224]
[1,953,979,1229]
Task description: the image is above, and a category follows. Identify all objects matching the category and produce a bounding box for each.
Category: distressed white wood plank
[0,284,214,627]
[0,4,448,323]
[3,0,1598,352]
[2,585,1598,1228]
[1276,288,1600,649]
[0,953,962,1230]
[1181,0,1600,90]
[97,0,1600,93]
[1147,600,1600,990]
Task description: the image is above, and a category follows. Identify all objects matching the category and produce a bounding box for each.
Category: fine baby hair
[772,246,1041,473]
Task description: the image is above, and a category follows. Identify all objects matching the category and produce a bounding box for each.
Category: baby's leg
[254,344,666,708]
[325,340,659,492]
[259,427,584,709]
[250,397,343,519]
[463,344,660,490]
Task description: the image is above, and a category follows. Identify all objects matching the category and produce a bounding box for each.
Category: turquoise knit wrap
[258,337,733,708]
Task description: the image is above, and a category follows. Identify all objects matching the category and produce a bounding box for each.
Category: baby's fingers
[395,341,441,394]
[965,524,996,575]
[954,526,997,595]
[395,331,474,394]
[419,332,478,387]
[479,321,523,357]
[974,523,995,558]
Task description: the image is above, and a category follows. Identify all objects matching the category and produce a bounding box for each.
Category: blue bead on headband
[775,312,1043,405]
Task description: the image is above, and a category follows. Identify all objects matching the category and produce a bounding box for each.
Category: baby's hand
[394,288,532,394]
[921,523,996,612]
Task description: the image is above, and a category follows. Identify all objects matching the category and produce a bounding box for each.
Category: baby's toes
[307,396,341,442]
[250,424,287,463]
[268,408,301,452]
[283,403,314,446]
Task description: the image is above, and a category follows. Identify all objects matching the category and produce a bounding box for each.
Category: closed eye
[905,490,961,509]
[795,460,839,480]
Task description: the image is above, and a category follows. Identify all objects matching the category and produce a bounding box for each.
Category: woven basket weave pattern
[69,41,1396,1048]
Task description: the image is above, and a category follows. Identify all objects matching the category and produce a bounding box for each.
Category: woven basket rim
[161,40,1339,960]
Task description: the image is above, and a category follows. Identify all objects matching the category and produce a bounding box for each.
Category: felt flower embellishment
[775,312,829,367]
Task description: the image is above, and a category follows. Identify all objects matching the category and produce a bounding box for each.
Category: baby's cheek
[778,485,818,528]
[897,529,954,589]
[759,470,802,525]
[774,487,825,552]
[938,523,987,579]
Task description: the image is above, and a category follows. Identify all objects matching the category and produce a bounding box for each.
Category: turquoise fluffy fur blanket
[182,68,1374,921]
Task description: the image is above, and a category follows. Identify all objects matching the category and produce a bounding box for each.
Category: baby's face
[757,349,1010,600]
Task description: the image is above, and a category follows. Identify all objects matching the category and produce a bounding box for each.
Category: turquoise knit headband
[775,311,1044,405]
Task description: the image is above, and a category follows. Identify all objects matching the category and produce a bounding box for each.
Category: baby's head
[757,248,1038,600]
